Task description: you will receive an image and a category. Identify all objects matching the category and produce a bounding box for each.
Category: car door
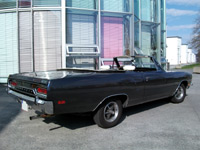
[127,71,145,106]
[143,70,167,102]
[134,56,168,102]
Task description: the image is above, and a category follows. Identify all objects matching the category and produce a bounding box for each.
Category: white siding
[0,13,18,83]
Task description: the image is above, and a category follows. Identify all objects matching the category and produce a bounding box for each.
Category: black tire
[171,84,186,103]
[93,100,122,128]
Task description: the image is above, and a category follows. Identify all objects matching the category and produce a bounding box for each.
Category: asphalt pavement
[0,69,200,150]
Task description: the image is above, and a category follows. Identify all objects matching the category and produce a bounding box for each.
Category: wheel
[93,100,122,128]
[171,84,186,103]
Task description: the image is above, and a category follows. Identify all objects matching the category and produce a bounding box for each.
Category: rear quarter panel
[47,72,144,114]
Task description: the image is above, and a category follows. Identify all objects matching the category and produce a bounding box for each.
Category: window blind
[0,12,18,83]
[101,17,123,58]
[66,0,96,9]
[66,13,97,53]
[19,12,33,73]
[34,11,62,71]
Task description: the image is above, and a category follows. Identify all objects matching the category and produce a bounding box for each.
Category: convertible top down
[7,55,192,128]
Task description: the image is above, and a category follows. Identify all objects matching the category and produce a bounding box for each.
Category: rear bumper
[7,88,54,114]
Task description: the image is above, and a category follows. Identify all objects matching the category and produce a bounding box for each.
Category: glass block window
[33,0,61,7]
[66,0,97,9]
[18,0,31,8]
[101,17,123,58]
[0,0,16,9]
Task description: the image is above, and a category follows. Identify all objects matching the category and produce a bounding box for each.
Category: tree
[191,12,200,62]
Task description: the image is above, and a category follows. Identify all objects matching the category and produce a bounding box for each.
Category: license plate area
[21,100,28,111]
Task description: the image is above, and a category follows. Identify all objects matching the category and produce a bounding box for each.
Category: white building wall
[181,45,188,64]
[192,53,196,63]
[187,49,192,63]
[166,37,182,65]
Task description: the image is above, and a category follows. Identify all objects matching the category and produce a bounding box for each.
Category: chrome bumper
[7,88,54,114]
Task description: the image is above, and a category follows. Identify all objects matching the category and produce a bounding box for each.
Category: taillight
[37,87,47,95]
[58,100,66,104]
[10,81,17,87]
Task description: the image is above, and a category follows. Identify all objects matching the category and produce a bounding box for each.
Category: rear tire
[171,84,186,103]
[93,100,122,128]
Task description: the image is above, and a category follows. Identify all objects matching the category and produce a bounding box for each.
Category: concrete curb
[193,67,200,74]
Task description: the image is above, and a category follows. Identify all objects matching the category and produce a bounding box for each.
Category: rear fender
[93,93,129,112]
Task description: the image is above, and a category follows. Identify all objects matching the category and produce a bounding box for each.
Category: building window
[124,16,131,56]
[34,11,62,71]
[141,24,151,55]
[18,0,31,8]
[134,0,139,18]
[101,16,123,58]
[33,0,61,7]
[101,0,130,12]
[66,13,97,45]
[66,10,98,53]
[134,18,140,49]
[0,12,18,83]
[66,56,99,69]
[19,11,32,72]
[0,0,16,9]
[141,0,157,22]
[66,0,97,10]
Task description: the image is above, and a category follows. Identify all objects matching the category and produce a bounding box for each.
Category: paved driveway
[0,70,200,150]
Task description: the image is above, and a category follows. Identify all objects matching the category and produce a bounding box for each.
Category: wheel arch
[173,80,188,96]
[93,94,129,112]
[181,81,188,88]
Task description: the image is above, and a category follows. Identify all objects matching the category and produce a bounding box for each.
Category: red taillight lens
[10,81,17,87]
[37,88,47,95]
[58,100,66,105]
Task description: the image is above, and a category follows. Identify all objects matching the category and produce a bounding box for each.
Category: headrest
[123,65,135,71]
[100,65,110,70]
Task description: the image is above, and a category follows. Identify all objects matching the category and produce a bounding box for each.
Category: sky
[166,0,200,45]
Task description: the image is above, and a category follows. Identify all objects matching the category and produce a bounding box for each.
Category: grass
[181,63,200,69]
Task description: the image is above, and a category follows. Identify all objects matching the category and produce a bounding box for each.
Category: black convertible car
[7,55,192,128]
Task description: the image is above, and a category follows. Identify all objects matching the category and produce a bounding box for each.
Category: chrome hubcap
[104,102,119,122]
[175,86,184,100]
